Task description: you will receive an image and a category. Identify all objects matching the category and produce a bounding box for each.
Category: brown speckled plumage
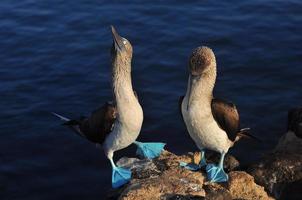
[189,46,216,76]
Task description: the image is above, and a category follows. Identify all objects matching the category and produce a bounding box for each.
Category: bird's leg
[180,150,206,171]
[218,152,225,169]
[199,150,207,167]
[109,157,116,168]
[133,141,166,159]
[206,152,228,182]
[108,152,131,188]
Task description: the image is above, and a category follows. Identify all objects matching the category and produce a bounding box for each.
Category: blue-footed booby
[179,46,250,182]
[52,26,165,188]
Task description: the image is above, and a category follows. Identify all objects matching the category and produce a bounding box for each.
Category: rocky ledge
[107,151,273,200]
[107,108,302,200]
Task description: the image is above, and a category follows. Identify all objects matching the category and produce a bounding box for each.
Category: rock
[275,108,302,153]
[203,184,232,200]
[165,194,205,200]
[118,151,206,200]
[275,131,302,153]
[278,179,302,200]
[246,108,302,199]
[107,108,302,199]
[287,107,302,138]
[276,108,302,153]
[205,152,240,172]
[248,152,302,199]
[226,171,273,200]
[168,151,240,172]
[108,151,273,200]
[117,157,161,179]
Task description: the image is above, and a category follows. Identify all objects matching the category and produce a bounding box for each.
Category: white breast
[103,93,143,154]
[181,96,232,154]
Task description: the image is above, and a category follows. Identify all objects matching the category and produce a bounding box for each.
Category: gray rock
[246,108,302,199]
[117,157,162,179]
[287,108,302,138]
[248,152,302,199]
[275,131,302,153]
[204,184,232,200]
[279,179,302,200]
[109,151,272,200]
[164,194,205,200]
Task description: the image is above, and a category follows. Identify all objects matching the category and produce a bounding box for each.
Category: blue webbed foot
[179,150,207,171]
[134,141,166,159]
[179,162,202,171]
[112,166,132,188]
[206,164,228,183]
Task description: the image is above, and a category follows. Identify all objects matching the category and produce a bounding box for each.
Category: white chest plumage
[181,95,232,154]
[180,46,233,183]
[104,99,143,153]
[103,73,143,155]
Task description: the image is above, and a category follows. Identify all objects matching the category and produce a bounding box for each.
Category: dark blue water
[1,0,301,199]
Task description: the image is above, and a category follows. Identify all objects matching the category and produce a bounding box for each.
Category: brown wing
[78,102,117,144]
[71,90,138,144]
[211,98,240,141]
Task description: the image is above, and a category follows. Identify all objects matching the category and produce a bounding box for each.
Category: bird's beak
[111,25,125,52]
[187,75,193,110]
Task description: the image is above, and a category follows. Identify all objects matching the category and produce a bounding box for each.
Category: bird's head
[111,26,133,66]
[189,46,216,76]
[186,46,216,110]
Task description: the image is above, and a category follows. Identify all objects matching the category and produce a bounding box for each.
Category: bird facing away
[179,46,250,182]
[52,26,165,188]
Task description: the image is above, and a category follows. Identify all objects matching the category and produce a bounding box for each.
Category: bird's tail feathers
[62,119,80,126]
[236,128,261,143]
[51,112,85,138]
[51,112,70,122]
[240,127,251,132]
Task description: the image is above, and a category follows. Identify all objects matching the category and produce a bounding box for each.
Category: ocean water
[0,0,301,199]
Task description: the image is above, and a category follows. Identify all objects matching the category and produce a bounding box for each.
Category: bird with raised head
[52,26,165,188]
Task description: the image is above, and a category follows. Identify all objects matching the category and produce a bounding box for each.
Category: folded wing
[211,98,240,141]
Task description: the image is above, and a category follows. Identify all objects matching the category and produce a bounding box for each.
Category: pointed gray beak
[111,25,125,52]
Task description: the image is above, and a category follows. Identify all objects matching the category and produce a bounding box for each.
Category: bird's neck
[112,61,136,104]
[111,60,143,134]
[186,67,216,105]
[112,60,140,119]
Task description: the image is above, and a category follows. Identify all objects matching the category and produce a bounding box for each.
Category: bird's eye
[123,40,127,45]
